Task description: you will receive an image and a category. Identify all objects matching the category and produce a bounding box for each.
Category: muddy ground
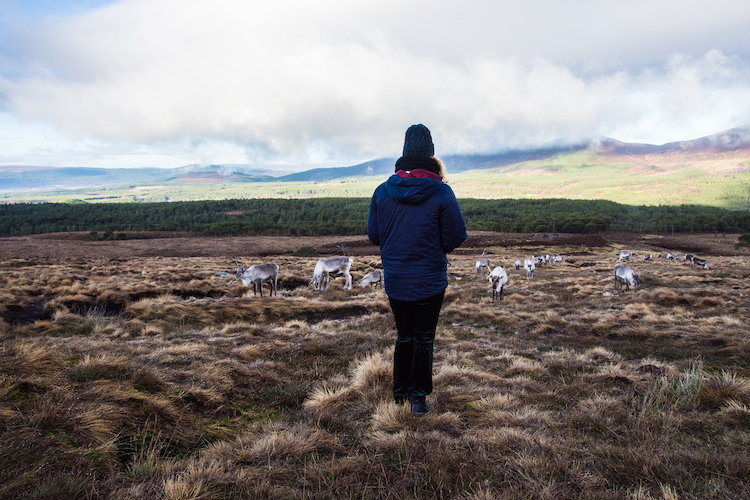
[0,231,745,262]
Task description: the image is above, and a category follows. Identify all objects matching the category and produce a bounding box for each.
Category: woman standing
[367,124,467,417]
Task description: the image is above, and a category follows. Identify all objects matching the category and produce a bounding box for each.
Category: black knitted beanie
[402,124,434,157]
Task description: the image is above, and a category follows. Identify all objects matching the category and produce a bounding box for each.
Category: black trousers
[388,291,445,399]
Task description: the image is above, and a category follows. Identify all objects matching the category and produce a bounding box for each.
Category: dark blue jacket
[368,173,467,301]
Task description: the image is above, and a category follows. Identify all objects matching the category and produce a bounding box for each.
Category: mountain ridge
[2,126,749,201]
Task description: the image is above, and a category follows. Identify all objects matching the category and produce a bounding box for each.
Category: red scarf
[395,168,443,180]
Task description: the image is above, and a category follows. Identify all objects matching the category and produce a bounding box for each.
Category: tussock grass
[2,243,750,498]
[699,370,750,410]
[67,354,131,382]
[4,341,64,376]
[719,400,750,427]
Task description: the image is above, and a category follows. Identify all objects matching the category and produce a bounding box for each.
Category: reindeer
[235,262,279,297]
[532,254,546,265]
[691,257,710,269]
[523,258,535,280]
[614,264,639,292]
[475,249,491,275]
[357,270,382,288]
[488,266,508,302]
[475,258,491,275]
[311,256,353,290]
[618,250,634,261]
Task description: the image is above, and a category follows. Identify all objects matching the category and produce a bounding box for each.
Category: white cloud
[1,0,750,169]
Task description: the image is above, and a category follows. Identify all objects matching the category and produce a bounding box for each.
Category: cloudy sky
[1,0,749,170]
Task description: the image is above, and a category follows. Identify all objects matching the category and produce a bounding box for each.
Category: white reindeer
[514,259,522,270]
[643,254,653,260]
[488,266,508,302]
[475,258,491,275]
[235,263,279,297]
[357,270,382,288]
[311,256,353,290]
[618,250,633,261]
[614,264,639,292]
[523,258,535,280]
[691,257,710,269]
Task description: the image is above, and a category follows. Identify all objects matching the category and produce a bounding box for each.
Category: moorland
[2,231,750,499]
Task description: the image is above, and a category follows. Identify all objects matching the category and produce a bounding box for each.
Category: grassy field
[5,150,750,210]
[451,151,750,209]
[1,232,750,499]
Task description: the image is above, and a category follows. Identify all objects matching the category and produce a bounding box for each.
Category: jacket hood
[384,175,443,205]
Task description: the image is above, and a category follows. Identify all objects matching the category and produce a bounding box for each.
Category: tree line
[1,198,749,238]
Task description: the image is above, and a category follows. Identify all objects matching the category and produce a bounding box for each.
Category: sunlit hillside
[4,147,750,210]
[0,127,750,210]
[451,149,750,209]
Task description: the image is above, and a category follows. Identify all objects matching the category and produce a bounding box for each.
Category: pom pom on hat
[402,124,434,157]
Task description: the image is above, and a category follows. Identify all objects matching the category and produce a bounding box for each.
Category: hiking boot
[410,395,429,417]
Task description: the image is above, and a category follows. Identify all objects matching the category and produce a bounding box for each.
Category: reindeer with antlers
[311,256,353,291]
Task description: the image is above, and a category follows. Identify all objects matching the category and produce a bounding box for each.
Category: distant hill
[273,158,397,182]
[0,164,281,192]
[272,143,590,182]
[2,126,750,209]
[5,127,749,192]
[274,126,750,181]
[0,142,596,190]
[0,166,168,192]
[596,126,750,155]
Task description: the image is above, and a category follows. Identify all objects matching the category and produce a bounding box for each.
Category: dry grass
[1,234,750,498]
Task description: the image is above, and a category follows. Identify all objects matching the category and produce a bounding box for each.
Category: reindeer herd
[234,256,373,296]
[613,250,712,293]
[483,253,563,302]
[232,250,565,302]
[233,246,713,301]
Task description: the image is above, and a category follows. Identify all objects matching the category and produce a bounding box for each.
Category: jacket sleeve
[367,193,380,246]
[439,186,467,253]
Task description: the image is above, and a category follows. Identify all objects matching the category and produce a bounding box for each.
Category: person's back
[368,163,465,301]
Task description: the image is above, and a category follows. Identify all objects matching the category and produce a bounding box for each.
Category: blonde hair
[433,157,448,182]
